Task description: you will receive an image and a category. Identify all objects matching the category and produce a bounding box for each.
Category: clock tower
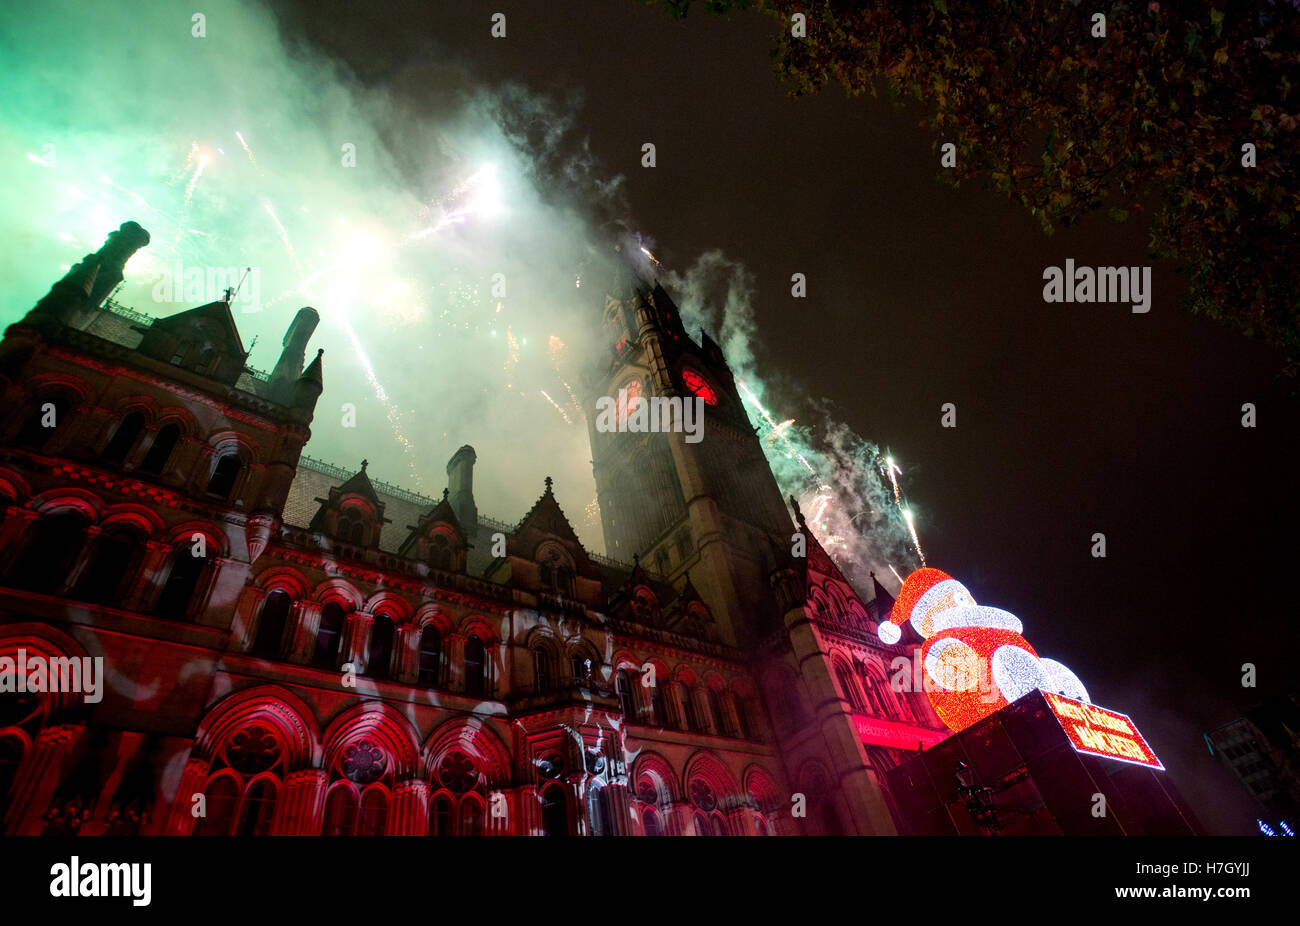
[586,249,793,647]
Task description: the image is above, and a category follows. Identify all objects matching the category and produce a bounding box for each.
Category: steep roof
[512,477,599,576]
[335,459,380,505]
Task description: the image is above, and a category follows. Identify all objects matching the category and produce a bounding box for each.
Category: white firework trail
[540,390,573,424]
[340,318,427,491]
[235,131,258,166]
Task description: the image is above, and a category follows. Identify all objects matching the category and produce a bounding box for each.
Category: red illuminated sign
[854,714,949,752]
[1043,691,1164,770]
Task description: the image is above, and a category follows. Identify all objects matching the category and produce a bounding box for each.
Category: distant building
[1204,691,1300,825]
[0,222,947,836]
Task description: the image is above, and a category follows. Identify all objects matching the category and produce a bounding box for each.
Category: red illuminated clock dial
[681,370,718,405]
[617,379,642,420]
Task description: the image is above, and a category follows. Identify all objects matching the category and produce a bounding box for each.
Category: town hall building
[0,221,946,836]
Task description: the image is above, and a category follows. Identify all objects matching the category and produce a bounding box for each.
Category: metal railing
[102,297,155,326]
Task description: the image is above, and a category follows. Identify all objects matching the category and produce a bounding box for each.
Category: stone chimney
[446,445,478,535]
[269,307,320,404]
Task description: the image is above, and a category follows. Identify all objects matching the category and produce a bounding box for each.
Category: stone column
[692,688,716,735]
[277,768,327,835]
[392,779,428,836]
[725,806,747,836]
[720,690,742,738]
[342,610,374,674]
[287,600,321,664]
[188,444,216,495]
[444,633,466,693]
[165,755,211,835]
[167,436,205,489]
[190,555,229,624]
[230,585,267,651]
[393,625,420,684]
[5,723,83,836]
[606,781,633,835]
[672,685,691,730]
[59,525,99,594]
[125,540,174,612]
[786,598,897,835]
[663,800,692,837]
[486,642,502,699]
[517,784,539,836]
[81,408,120,458]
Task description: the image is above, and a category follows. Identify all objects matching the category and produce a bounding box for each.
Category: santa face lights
[880,567,1091,733]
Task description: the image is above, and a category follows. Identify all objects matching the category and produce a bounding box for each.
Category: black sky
[271,0,1299,834]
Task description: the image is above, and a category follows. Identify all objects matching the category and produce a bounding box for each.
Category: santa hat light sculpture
[879,568,1091,733]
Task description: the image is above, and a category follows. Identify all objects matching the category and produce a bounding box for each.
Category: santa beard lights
[879,568,1090,732]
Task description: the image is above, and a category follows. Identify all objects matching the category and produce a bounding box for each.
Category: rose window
[636,779,659,805]
[689,779,717,811]
[438,750,479,793]
[226,725,281,774]
[342,740,387,785]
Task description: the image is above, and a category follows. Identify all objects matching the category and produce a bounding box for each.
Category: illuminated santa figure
[877,568,1090,732]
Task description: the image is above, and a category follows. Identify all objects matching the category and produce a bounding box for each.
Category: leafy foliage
[654,0,1300,375]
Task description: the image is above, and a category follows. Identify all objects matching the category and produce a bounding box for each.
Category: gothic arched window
[430,795,453,836]
[676,682,697,732]
[642,807,662,836]
[139,423,181,475]
[339,508,364,545]
[358,788,388,836]
[322,784,359,836]
[459,796,484,836]
[837,665,867,712]
[76,526,140,606]
[588,784,612,836]
[101,411,146,465]
[733,696,752,740]
[541,786,567,836]
[429,534,452,570]
[206,452,242,500]
[154,544,207,619]
[616,669,637,718]
[252,590,292,659]
[313,603,346,669]
[650,686,668,726]
[533,647,552,694]
[418,627,442,687]
[193,775,240,836]
[464,635,486,697]
[705,688,724,735]
[366,615,395,679]
[14,396,72,450]
[863,669,896,719]
[235,778,278,836]
[9,510,89,596]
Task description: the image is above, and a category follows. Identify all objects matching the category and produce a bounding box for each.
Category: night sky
[6,0,1293,834]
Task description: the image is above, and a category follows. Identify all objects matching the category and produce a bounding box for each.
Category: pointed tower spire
[868,571,897,626]
[293,348,323,413]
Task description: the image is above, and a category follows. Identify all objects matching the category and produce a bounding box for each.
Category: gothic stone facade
[0,223,945,836]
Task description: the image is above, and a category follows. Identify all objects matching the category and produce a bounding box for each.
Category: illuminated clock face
[681,369,718,405]
[617,379,642,421]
